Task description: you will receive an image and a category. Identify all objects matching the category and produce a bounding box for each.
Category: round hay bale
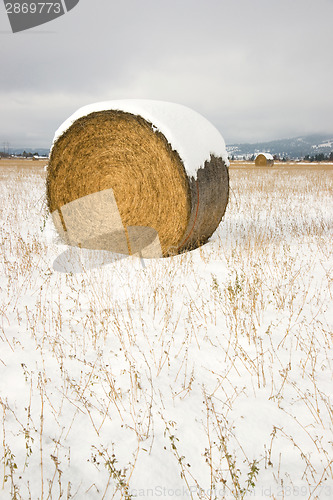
[255,153,274,167]
[47,100,229,257]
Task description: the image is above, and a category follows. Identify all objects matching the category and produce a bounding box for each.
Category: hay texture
[47,100,229,257]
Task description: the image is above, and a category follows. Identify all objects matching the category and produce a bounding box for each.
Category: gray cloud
[0,0,332,148]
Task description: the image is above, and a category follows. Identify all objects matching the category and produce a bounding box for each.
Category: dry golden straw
[47,108,229,257]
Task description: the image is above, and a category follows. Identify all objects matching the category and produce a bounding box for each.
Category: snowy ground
[0,162,332,499]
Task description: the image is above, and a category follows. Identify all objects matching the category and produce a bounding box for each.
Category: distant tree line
[304,152,333,162]
[19,151,40,158]
[0,151,41,158]
[230,152,333,162]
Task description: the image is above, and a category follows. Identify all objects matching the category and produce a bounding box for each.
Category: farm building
[255,152,274,167]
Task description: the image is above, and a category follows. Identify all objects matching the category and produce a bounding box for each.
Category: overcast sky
[0,0,332,149]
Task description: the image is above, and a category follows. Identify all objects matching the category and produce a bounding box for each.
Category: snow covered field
[0,161,332,499]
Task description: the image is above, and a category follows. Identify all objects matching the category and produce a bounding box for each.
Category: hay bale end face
[255,153,274,167]
[47,100,229,257]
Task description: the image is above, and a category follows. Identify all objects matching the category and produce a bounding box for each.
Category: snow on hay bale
[255,152,274,167]
[46,100,229,258]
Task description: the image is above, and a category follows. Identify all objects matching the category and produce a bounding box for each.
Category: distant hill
[226,134,333,160]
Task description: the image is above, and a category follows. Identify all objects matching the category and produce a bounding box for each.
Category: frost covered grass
[0,161,332,499]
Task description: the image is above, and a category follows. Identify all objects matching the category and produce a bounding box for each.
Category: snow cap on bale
[47,100,229,257]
